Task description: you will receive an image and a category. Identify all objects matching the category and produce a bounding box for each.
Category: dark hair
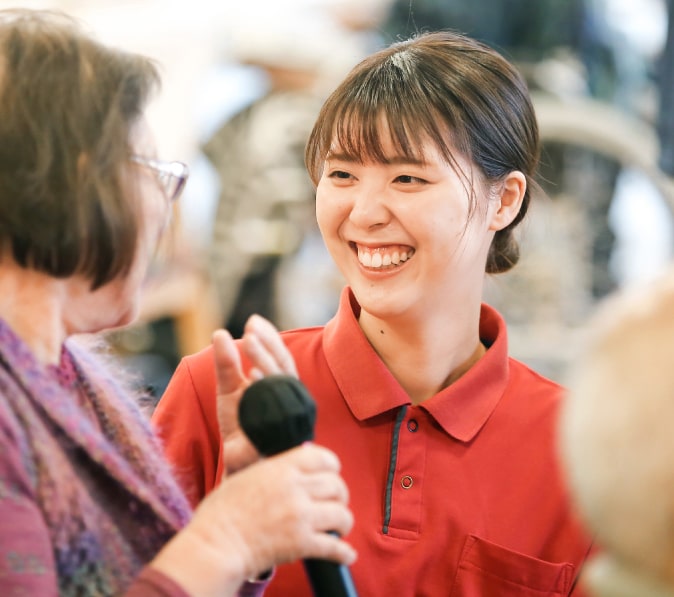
[305,30,540,273]
[0,9,160,289]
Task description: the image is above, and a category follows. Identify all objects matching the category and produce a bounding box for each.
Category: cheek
[315,185,337,236]
[141,192,169,246]
[143,183,167,222]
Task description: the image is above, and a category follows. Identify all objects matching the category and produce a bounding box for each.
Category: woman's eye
[395,175,426,184]
[328,170,354,184]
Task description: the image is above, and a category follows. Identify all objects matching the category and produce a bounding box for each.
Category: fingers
[223,435,260,474]
[215,315,296,391]
[268,446,354,543]
[303,528,358,567]
[213,318,299,478]
[194,443,356,576]
[283,444,341,473]
[301,470,350,504]
[309,500,355,541]
[213,329,252,472]
[212,329,245,395]
[242,315,299,377]
[269,445,348,502]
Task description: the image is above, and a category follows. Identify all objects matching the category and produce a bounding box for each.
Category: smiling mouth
[351,243,416,269]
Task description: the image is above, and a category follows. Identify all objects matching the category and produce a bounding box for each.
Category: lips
[354,243,415,269]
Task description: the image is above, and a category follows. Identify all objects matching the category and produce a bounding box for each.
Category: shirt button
[401,475,414,489]
[407,419,419,432]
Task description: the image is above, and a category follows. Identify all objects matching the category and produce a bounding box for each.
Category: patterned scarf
[0,319,192,595]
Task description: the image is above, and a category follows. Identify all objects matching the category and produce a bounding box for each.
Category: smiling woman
[154,30,595,597]
[305,35,539,278]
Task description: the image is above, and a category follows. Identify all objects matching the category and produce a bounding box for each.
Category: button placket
[384,408,426,536]
[400,419,418,489]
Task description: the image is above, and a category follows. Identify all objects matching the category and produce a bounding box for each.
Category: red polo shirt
[153,288,593,596]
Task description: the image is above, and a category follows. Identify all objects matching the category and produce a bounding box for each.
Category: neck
[358,304,485,404]
[0,263,69,364]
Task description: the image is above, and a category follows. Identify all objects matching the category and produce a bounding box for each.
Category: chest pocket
[451,535,576,597]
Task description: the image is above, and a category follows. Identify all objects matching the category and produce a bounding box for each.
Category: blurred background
[4,0,673,394]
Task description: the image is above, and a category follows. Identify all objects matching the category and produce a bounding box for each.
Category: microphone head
[238,374,317,456]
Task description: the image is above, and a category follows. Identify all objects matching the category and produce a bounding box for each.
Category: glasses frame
[130,155,189,203]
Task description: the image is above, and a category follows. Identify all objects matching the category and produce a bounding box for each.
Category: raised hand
[239,314,298,381]
[213,314,299,474]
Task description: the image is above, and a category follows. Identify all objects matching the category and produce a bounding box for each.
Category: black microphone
[238,375,359,597]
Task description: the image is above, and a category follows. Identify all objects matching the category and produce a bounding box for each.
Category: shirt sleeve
[238,577,272,597]
[0,406,59,594]
[152,354,221,508]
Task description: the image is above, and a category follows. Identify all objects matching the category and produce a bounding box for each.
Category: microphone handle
[303,557,358,597]
[237,376,358,596]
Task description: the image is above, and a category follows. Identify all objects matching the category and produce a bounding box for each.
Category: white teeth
[356,246,414,269]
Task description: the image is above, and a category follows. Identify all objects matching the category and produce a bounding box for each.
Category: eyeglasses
[130,155,189,203]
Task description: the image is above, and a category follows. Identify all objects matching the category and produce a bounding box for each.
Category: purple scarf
[0,319,192,595]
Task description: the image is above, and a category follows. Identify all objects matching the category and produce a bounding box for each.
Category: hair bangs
[308,103,471,190]
[307,55,464,182]
[332,107,431,164]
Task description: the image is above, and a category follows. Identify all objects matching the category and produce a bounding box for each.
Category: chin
[352,285,410,318]
[96,303,139,333]
[116,305,140,329]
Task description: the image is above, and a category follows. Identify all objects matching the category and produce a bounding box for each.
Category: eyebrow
[327,152,427,166]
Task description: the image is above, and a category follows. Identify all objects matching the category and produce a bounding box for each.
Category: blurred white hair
[561,266,674,592]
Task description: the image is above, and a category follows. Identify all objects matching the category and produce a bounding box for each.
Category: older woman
[0,9,355,597]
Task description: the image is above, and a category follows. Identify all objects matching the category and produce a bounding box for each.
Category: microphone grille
[239,375,317,456]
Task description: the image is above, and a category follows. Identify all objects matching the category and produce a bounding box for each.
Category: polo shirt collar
[322,287,510,442]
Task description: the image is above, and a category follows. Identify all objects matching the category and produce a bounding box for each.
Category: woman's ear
[488,171,526,231]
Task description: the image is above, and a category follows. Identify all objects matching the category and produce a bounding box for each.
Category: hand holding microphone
[239,375,360,597]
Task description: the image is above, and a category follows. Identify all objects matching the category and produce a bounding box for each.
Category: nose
[348,183,391,229]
